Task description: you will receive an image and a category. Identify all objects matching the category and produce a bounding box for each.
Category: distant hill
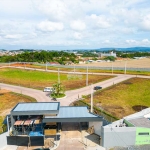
[1,47,150,52]
[98,47,150,52]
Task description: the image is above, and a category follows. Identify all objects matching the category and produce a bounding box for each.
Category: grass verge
[74,77,150,119]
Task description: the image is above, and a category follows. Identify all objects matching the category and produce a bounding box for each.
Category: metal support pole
[46,61,47,71]
[58,68,60,83]
[112,62,113,74]
[91,84,93,113]
[74,64,75,74]
[86,66,88,86]
[7,115,9,135]
[124,61,127,74]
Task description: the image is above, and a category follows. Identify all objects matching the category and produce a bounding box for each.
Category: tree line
[116,52,150,58]
[0,51,78,64]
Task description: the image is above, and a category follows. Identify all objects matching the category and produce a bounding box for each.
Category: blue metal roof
[12,102,59,112]
[45,106,99,118]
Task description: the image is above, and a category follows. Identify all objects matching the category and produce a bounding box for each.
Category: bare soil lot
[0,90,36,133]
[77,58,150,68]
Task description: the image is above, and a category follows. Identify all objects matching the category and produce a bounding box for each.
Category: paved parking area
[56,122,105,150]
[56,122,85,150]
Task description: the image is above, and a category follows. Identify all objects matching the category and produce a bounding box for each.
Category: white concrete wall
[101,127,136,148]
[0,132,8,149]
[89,121,103,136]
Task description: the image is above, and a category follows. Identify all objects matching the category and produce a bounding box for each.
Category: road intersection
[1,73,149,106]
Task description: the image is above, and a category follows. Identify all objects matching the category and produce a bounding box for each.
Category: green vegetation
[0,68,113,90]
[51,82,65,98]
[81,52,98,57]
[117,52,150,58]
[0,51,77,65]
[104,56,116,61]
[80,78,150,119]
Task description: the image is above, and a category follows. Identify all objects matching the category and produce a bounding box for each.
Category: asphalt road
[0,66,150,106]
[0,74,137,106]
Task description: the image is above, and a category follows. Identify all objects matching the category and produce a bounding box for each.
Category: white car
[43,87,53,92]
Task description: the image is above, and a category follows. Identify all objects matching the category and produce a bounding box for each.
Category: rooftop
[12,102,60,112]
[127,117,150,128]
[45,106,100,118]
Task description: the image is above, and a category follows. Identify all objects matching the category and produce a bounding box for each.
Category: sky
[0,0,150,50]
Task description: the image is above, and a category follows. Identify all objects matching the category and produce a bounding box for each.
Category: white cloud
[70,20,86,31]
[102,40,110,44]
[141,39,150,45]
[37,21,64,32]
[0,0,150,49]
[4,34,22,39]
[125,39,150,46]
[73,32,83,40]
[35,0,69,21]
[89,14,111,28]
[126,39,138,44]
[140,14,150,31]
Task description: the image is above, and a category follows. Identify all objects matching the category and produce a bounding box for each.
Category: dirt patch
[0,89,10,94]
[0,108,12,116]
[132,105,148,111]
[102,105,125,117]
[77,58,150,68]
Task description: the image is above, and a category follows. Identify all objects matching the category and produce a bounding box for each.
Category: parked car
[43,87,53,92]
[94,86,102,90]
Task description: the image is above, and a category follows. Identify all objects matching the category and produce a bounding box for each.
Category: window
[138,132,149,135]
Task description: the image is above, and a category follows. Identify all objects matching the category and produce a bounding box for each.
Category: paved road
[0,67,150,150]
[0,74,138,106]
[0,83,51,102]
[0,66,150,106]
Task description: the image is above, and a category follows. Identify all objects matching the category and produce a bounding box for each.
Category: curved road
[0,68,150,150]
[0,66,150,106]
[0,74,145,106]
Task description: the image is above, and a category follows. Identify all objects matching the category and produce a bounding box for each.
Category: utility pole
[86,66,88,86]
[124,61,127,74]
[112,62,113,74]
[58,68,60,83]
[46,61,47,71]
[91,84,93,113]
[74,64,75,74]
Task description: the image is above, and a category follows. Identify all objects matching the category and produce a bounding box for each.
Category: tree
[104,56,116,61]
[51,82,65,98]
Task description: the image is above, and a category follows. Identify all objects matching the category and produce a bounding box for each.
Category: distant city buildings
[99,51,117,58]
[0,50,24,56]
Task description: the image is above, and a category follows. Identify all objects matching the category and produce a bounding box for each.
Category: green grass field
[11,63,150,76]
[83,77,150,119]
[0,68,113,90]
[32,64,150,76]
